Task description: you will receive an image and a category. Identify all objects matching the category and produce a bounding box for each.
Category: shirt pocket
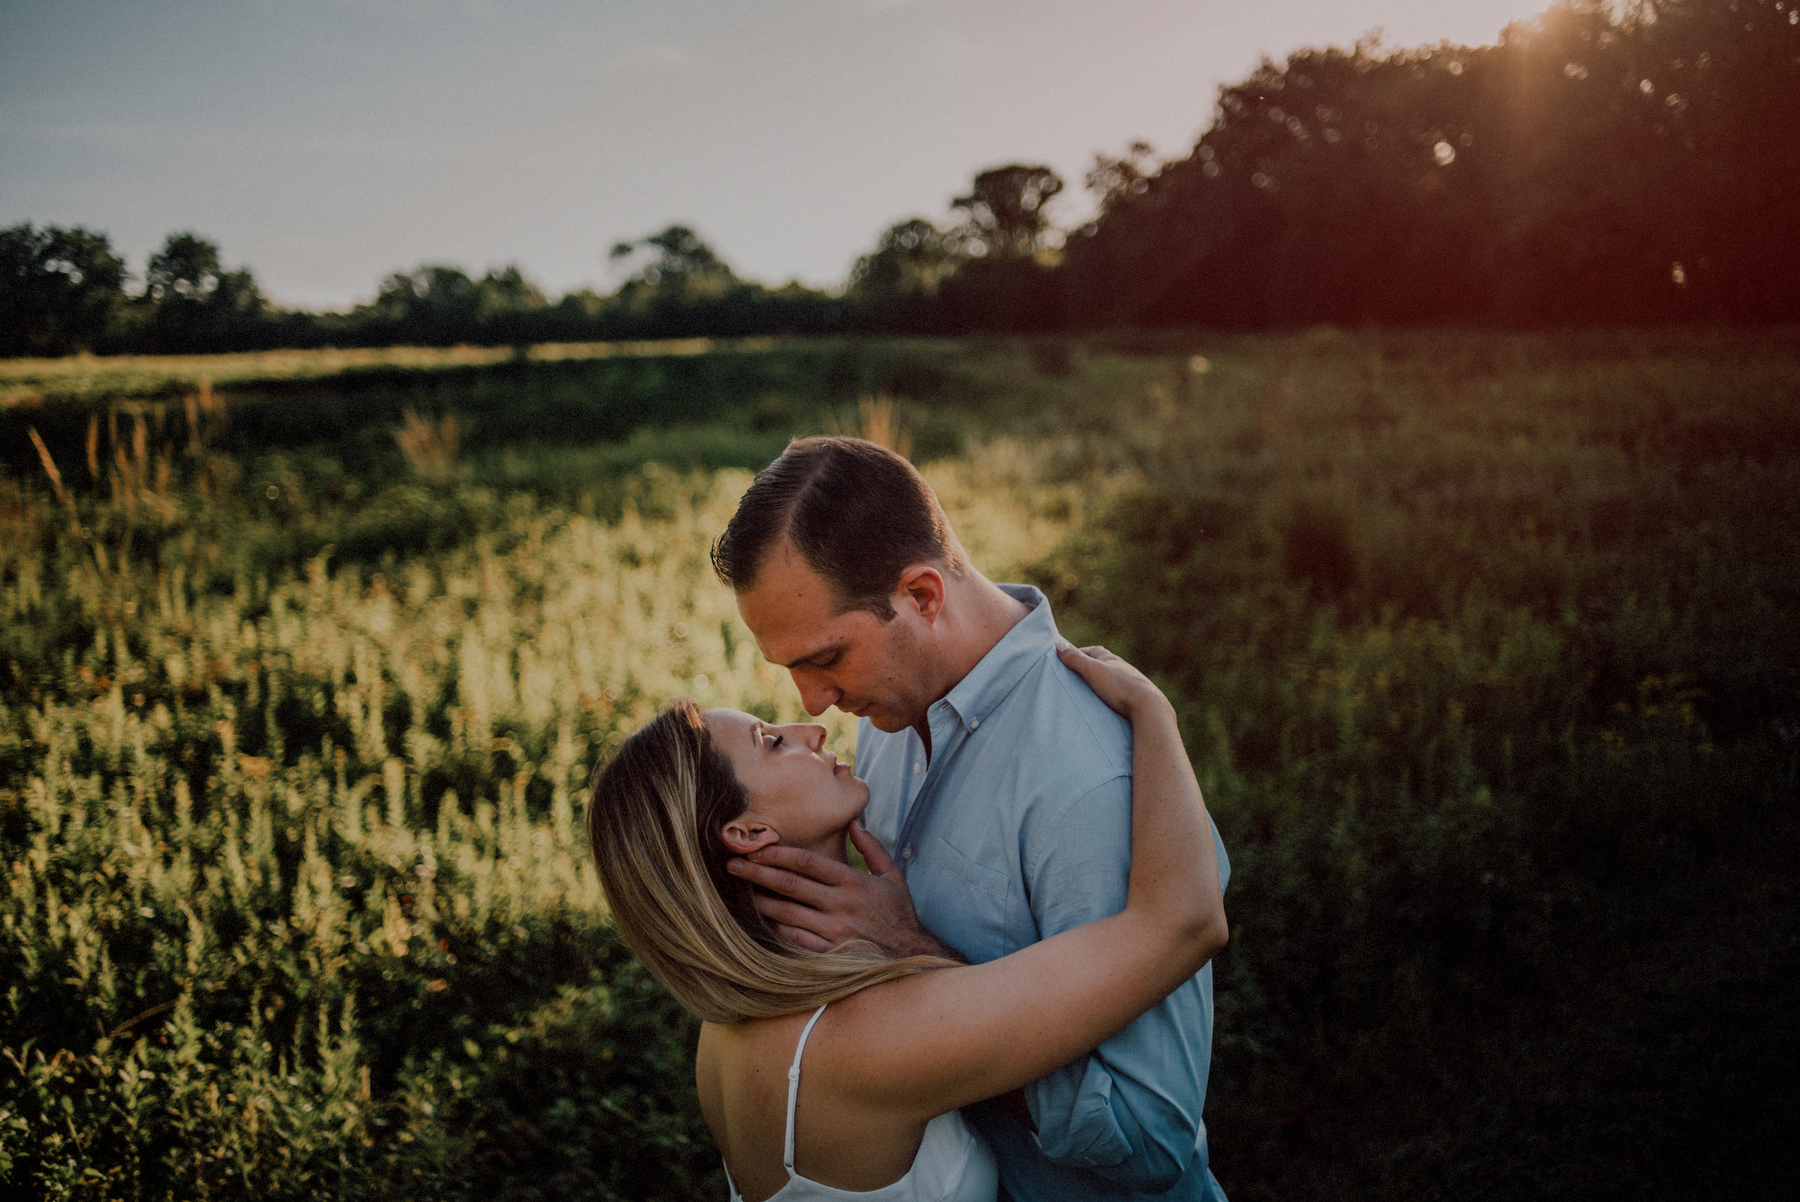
[915,836,1012,964]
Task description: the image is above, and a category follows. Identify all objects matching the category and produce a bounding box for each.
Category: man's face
[734,543,934,734]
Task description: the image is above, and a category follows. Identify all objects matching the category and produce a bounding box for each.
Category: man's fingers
[730,857,834,906]
[751,895,849,950]
[751,892,829,931]
[849,820,902,878]
[772,922,833,953]
[746,843,858,886]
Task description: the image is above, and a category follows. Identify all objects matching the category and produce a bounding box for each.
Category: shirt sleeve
[1020,772,1230,1194]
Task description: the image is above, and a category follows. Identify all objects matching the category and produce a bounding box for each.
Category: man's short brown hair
[710,436,967,620]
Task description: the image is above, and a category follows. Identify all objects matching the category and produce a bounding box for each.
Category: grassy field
[2,332,1796,1199]
[0,339,793,408]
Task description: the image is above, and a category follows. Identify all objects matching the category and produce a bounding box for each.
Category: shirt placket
[895,700,969,874]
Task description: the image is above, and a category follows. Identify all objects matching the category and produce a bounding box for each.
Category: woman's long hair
[587,698,954,1024]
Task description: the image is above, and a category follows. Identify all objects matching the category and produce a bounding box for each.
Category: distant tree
[850,218,955,299]
[933,166,1069,331]
[1083,141,1158,222]
[359,265,485,344]
[603,226,746,336]
[146,232,223,300]
[140,231,267,352]
[375,265,480,321]
[844,218,959,331]
[0,223,128,356]
[477,265,547,319]
[609,225,734,292]
[950,165,1066,259]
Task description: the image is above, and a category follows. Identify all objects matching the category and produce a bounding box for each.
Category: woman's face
[703,709,868,858]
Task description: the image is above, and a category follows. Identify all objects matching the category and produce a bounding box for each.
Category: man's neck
[910,576,1031,757]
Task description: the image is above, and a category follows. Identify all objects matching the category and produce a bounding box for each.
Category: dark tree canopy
[4,2,1795,357]
[1061,0,1800,328]
[0,224,128,357]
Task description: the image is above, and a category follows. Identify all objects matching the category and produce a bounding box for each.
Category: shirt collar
[934,584,1058,733]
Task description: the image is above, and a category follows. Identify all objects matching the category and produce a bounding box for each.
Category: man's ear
[721,815,780,856]
[896,564,947,623]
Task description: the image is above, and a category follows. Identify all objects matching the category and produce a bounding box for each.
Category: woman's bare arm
[806,643,1227,1123]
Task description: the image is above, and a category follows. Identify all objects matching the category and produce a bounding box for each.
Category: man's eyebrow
[769,642,844,671]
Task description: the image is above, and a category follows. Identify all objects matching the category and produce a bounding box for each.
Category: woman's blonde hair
[587,698,953,1024]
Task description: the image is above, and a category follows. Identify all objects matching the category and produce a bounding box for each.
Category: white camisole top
[724,1005,999,1202]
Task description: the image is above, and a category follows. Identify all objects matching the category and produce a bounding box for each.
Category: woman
[587,644,1227,1201]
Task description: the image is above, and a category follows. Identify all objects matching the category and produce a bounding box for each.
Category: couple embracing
[588,436,1231,1202]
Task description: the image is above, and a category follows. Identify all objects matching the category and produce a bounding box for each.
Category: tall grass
[3,330,1795,1199]
[1035,329,1800,1200]
[0,383,1085,1197]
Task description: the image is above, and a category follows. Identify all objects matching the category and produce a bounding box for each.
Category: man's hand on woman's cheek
[726,823,966,962]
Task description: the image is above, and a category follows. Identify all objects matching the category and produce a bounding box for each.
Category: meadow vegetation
[1,333,1795,1199]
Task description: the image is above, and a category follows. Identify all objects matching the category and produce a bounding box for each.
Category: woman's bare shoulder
[783,973,966,1106]
[701,1010,816,1073]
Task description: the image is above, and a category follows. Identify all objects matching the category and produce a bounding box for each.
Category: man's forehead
[739,600,862,668]
[730,557,871,665]
[752,541,828,593]
[737,546,834,623]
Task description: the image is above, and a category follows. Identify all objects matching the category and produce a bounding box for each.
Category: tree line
[4,1,1794,358]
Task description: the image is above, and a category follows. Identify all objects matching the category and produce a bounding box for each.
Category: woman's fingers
[1056,641,1119,670]
[1056,640,1161,717]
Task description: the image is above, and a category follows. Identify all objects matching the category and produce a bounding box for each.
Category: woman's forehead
[701,707,756,741]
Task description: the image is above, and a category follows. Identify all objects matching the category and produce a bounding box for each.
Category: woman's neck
[792,824,852,865]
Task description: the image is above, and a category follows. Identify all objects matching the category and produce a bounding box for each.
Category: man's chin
[860,710,911,734]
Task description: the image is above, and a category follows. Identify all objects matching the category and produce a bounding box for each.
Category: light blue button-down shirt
[856,585,1230,1202]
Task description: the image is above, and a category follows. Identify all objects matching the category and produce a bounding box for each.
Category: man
[712,436,1231,1201]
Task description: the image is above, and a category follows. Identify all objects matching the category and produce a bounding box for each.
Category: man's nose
[794,676,839,716]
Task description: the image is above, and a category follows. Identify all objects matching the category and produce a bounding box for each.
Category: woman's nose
[793,723,827,750]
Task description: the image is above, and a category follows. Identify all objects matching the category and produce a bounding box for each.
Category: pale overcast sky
[1,1,1551,309]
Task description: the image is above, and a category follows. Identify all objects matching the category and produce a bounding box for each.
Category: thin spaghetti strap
[782,1005,829,1176]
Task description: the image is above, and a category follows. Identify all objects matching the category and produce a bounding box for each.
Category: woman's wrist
[1126,689,1176,725]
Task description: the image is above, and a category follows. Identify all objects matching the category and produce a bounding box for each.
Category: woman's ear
[721,815,779,856]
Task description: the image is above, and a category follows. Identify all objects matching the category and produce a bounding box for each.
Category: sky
[1,0,1554,310]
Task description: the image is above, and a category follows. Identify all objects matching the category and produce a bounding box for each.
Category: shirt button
[901,846,914,860]
[912,762,921,775]
[970,719,980,730]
